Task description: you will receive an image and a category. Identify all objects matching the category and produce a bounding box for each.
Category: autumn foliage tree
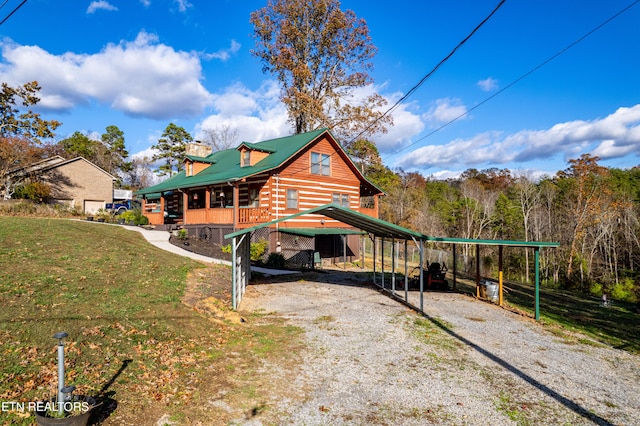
[250,0,391,145]
[0,81,61,199]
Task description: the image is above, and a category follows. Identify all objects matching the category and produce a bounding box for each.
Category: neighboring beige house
[5,156,115,213]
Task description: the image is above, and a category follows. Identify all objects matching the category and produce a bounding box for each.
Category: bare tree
[200,124,239,152]
[515,173,540,282]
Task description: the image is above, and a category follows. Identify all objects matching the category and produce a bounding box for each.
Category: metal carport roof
[224,203,559,320]
[225,203,424,241]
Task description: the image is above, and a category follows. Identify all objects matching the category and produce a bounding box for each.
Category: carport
[224,204,558,320]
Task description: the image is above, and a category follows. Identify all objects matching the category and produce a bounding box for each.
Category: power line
[283,0,509,180]
[0,0,28,27]
[346,0,507,146]
[386,0,640,161]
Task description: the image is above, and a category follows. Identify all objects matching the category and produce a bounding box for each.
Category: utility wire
[0,0,28,27]
[386,0,640,161]
[283,0,509,180]
[346,0,507,146]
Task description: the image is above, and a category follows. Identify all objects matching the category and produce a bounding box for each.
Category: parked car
[105,199,140,215]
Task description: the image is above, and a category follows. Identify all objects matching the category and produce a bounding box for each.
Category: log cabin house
[136,128,383,267]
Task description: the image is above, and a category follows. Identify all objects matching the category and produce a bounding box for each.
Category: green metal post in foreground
[535,248,540,321]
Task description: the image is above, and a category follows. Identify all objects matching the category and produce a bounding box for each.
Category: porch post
[182,190,188,225]
[232,184,239,231]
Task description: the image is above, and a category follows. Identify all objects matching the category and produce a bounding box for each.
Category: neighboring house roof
[9,156,116,180]
[138,128,382,196]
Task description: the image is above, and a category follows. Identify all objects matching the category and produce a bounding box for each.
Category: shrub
[13,181,51,203]
[589,282,603,297]
[609,278,637,302]
[265,252,285,269]
[250,239,268,262]
[221,244,232,254]
[117,210,137,223]
[134,213,149,226]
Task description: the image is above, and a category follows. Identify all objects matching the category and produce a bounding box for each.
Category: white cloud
[174,0,192,12]
[202,40,241,62]
[397,105,640,170]
[195,80,291,144]
[87,1,118,14]
[0,32,212,119]
[425,98,468,124]
[139,0,151,6]
[477,77,498,92]
[374,99,424,153]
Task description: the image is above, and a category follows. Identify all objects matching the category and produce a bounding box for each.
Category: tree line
[351,139,640,301]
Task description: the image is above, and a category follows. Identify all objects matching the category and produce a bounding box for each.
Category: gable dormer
[184,142,215,177]
[237,142,276,167]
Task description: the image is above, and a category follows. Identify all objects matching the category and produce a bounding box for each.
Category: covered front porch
[141,184,271,227]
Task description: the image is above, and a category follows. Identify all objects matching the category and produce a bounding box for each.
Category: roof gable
[10,156,115,180]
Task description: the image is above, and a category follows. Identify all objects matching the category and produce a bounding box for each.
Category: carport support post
[499,245,504,306]
[343,234,347,269]
[475,244,481,298]
[419,238,424,312]
[372,236,377,285]
[535,247,540,321]
[381,238,385,289]
[391,238,396,293]
[404,239,409,301]
[452,244,457,291]
[232,236,237,310]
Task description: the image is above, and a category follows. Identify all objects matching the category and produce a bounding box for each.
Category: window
[210,188,233,207]
[332,193,350,208]
[188,189,206,209]
[248,188,259,208]
[286,189,298,209]
[360,196,375,209]
[242,150,250,167]
[311,152,330,175]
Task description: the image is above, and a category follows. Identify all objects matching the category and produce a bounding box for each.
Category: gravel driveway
[240,272,640,425]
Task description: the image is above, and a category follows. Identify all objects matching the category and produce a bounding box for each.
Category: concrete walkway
[121,225,297,275]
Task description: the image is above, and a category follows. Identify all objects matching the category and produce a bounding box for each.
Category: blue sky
[1,0,639,180]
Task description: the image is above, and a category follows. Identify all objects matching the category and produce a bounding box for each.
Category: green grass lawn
[0,217,302,425]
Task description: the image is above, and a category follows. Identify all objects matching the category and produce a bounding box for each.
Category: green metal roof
[278,227,366,237]
[137,128,381,196]
[225,203,425,240]
[424,236,560,248]
[237,141,277,153]
[225,203,560,249]
[185,155,216,163]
